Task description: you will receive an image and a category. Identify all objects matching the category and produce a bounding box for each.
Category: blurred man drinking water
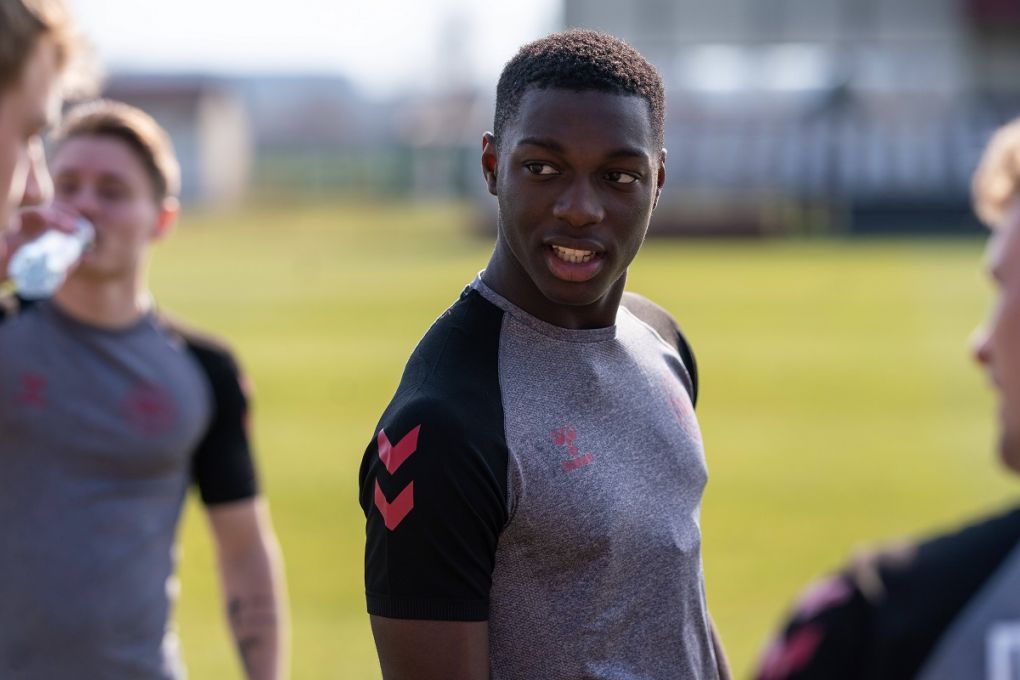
[0,98,289,679]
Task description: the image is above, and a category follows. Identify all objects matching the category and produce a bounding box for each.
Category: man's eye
[54,181,78,198]
[606,171,638,185]
[525,162,557,176]
[99,186,128,201]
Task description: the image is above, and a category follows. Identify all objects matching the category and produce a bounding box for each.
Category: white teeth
[552,245,597,264]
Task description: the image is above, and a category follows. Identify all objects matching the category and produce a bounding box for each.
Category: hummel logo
[15,372,47,409]
[373,425,420,530]
[551,425,594,473]
[374,480,414,531]
[377,425,420,474]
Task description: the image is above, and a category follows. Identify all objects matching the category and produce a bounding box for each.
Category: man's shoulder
[155,309,235,358]
[620,291,698,405]
[397,287,505,398]
[620,291,677,337]
[419,286,505,351]
[154,310,244,385]
[757,505,1020,679]
[868,504,1020,614]
[370,289,508,468]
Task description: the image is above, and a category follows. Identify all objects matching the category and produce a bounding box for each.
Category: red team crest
[14,372,48,409]
[122,383,177,436]
[662,376,702,443]
[551,425,594,472]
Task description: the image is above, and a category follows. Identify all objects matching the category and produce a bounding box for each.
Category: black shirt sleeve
[160,314,260,505]
[360,400,508,621]
[359,288,509,622]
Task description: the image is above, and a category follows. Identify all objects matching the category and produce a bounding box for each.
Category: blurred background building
[104,74,252,205]
[91,0,1020,235]
[564,0,1020,235]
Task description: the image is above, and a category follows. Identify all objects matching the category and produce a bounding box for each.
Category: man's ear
[153,196,180,241]
[653,147,667,209]
[481,132,498,196]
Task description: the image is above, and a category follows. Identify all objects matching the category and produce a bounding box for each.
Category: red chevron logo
[377,425,420,474]
[374,480,414,530]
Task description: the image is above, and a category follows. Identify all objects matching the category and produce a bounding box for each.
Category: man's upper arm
[360,395,508,678]
[370,616,489,680]
[169,319,259,505]
[360,399,509,621]
[206,496,273,560]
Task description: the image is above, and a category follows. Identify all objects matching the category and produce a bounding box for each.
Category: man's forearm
[209,497,289,680]
[219,540,287,679]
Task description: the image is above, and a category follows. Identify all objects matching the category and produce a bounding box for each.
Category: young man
[360,30,729,680]
[0,100,288,679]
[0,0,83,255]
[755,118,1020,680]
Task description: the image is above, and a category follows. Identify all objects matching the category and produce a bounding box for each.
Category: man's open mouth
[551,244,599,264]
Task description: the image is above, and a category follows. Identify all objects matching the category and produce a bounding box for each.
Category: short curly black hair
[493,29,665,149]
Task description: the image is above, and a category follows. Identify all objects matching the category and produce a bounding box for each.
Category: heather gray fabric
[474,278,719,680]
[0,300,212,679]
[918,542,1020,680]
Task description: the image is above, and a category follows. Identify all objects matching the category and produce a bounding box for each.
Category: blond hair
[973,117,1020,228]
[52,99,181,200]
[0,0,90,93]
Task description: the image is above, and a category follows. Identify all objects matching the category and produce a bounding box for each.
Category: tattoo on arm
[228,595,278,676]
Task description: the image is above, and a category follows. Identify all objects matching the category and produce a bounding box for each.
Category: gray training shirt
[360,277,719,680]
[0,297,258,679]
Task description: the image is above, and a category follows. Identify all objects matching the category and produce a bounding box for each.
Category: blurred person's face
[973,196,1020,473]
[482,88,665,327]
[50,134,176,283]
[0,35,61,229]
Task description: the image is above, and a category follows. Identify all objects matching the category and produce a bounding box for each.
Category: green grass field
[148,200,1017,679]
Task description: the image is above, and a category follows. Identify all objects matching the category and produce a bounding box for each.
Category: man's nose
[971,326,992,367]
[553,177,604,228]
[18,137,51,208]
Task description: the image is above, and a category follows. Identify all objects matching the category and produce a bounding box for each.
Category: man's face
[0,36,61,229]
[50,135,171,282]
[974,196,1020,473]
[483,88,665,324]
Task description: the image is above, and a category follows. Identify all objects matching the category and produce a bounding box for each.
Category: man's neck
[482,245,624,330]
[52,274,151,329]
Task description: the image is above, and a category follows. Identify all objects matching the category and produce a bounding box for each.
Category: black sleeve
[621,291,699,407]
[755,573,874,680]
[360,399,508,621]
[157,315,260,506]
[359,289,509,622]
[186,341,259,505]
[755,505,1020,680]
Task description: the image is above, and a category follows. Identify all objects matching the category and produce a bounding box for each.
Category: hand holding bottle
[1,206,82,293]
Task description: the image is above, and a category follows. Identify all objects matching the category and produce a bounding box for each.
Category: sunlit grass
[149,200,1014,679]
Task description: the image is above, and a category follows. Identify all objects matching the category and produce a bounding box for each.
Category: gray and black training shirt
[0,296,258,679]
[360,276,719,680]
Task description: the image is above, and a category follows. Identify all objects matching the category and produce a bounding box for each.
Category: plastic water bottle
[9,217,95,299]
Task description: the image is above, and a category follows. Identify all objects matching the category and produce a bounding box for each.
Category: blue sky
[71,0,561,96]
